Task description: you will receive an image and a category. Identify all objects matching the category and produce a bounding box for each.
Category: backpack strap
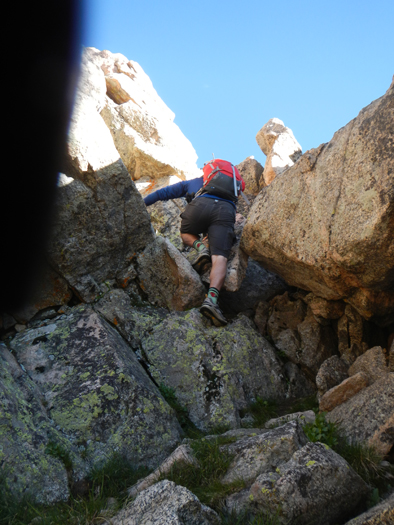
[232,165,238,198]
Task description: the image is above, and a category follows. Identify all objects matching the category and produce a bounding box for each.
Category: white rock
[256,118,302,185]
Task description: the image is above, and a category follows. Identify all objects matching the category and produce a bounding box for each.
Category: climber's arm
[143,177,203,206]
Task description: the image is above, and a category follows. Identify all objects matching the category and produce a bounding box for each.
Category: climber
[143,159,245,327]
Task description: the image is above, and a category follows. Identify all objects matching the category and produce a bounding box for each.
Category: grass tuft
[160,436,244,510]
[240,397,278,428]
[219,507,283,525]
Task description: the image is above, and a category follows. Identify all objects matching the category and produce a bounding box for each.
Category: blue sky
[82,0,393,168]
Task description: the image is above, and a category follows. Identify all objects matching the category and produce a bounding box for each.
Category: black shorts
[180,197,236,258]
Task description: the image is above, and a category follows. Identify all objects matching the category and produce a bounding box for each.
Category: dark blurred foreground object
[1,1,83,313]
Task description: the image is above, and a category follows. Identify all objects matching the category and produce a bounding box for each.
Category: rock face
[49,51,155,303]
[141,310,288,431]
[248,442,369,525]
[147,195,188,252]
[0,344,71,504]
[327,373,394,456]
[221,421,308,484]
[242,80,394,324]
[256,118,302,185]
[222,421,369,524]
[110,480,220,525]
[319,372,369,412]
[236,156,264,195]
[137,237,206,310]
[220,258,288,316]
[86,47,201,182]
[9,306,182,469]
[267,292,338,380]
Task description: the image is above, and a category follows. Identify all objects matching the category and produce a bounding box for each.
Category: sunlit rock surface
[85,47,201,183]
[242,79,394,324]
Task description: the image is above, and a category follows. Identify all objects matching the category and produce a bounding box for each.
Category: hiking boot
[191,247,211,273]
[200,296,227,327]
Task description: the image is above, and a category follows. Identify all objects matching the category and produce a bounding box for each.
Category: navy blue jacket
[143,177,236,208]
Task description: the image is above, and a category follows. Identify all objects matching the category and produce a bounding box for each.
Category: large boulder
[110,480,220,525]
[222,421,369,524]
[316,355,349,400]
[256,118,302,185]
[221,421,308,484]
[93,288,168,350]
[9,306,182,469]
[85,47,201,182]
[136,237,206,310]
[242,79,394,324]
[327,373,394,456]
[247,442,369,524]
[141,310,288,431]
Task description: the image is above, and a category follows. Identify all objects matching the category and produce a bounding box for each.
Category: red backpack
[198,159,245,202]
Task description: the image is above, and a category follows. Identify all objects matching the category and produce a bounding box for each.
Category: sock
[193,240,205,252]
[208,287,219,304]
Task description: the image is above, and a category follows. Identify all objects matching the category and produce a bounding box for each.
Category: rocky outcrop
[9,306,182,469]
[256,118,302,185]
[49,50,155,303]
[110,480,220,525]
[86,47,201,182]
[221,421,369,524]
[242,79,394,324]
[141,310,288,431]
[2,45,394,525]
[246,442,369,524]
[267,292,338,379]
